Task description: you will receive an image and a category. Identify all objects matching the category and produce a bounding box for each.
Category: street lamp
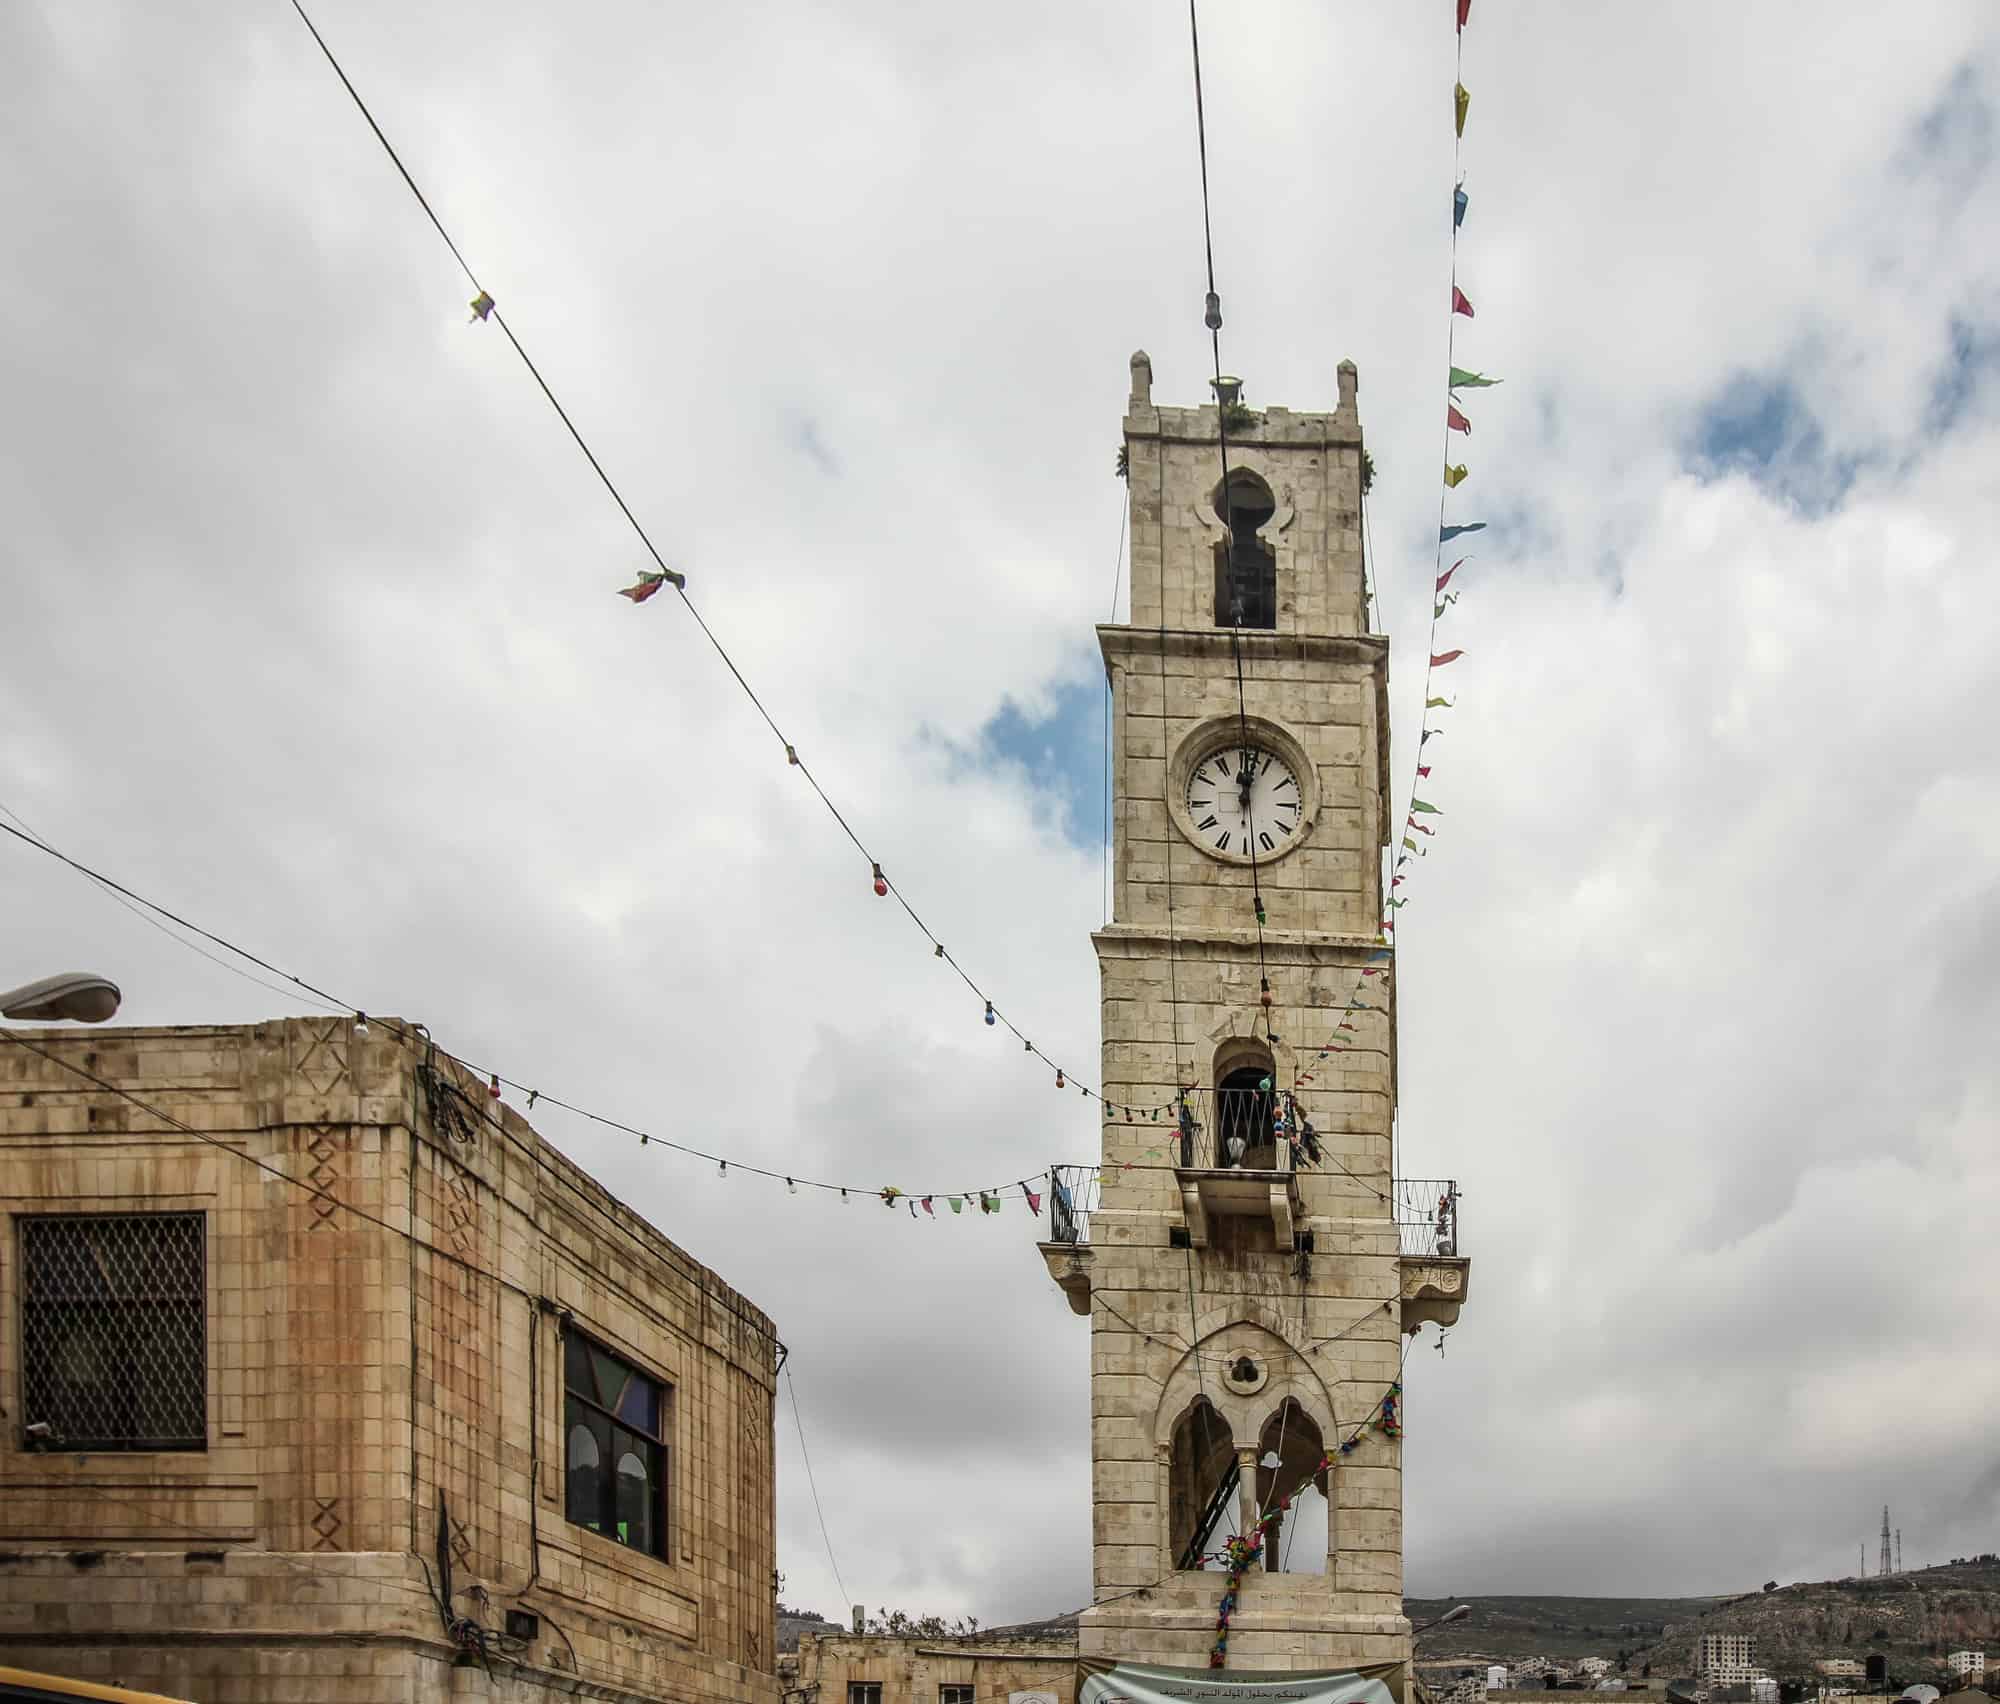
[0,973,122,1024]
[1413,1605,1473,1636]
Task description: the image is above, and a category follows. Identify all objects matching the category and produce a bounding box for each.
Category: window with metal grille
[847,1686,883,1704]
[940,1687,976,1704]
[563,1328,670,1559]
[19,1212,207,1451]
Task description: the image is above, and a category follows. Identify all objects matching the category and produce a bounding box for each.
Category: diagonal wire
[785,1365,852,1613]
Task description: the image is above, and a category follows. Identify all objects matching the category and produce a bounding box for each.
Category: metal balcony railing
[1394,1179,1461,1258]
[1171,1087,1309,1173]
[1046,1164,1100,1246]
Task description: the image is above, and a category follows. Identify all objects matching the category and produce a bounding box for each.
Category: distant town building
[1697,1636,1761,1686]
[1946,1654,1986,1680]
[1750,1680,1779,1703]
[1489,1666,1512,1691]
[794,1629,1078,1704]
[1818,1661,1866,1679]
[1580,1660,1613,1680]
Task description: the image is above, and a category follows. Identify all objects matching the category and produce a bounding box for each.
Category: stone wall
[0,1016,779,1704]
[796,1630,1078,1704]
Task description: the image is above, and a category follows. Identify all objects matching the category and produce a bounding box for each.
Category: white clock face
[1183,743,1304,858]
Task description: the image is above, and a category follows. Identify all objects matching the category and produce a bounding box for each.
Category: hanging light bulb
[984,1000,995,1026]
[1260,977,1274,1010]
[1253,895,1266,926]
[871,862,888,898]
[718,1159,727,1177]
[840,1188,849,1203]
[1023,1038,1032,1052]
[352,1011,370,1036]
[1055,1070,1065,1089]
[488,1073,501,1100]
[786,1177,797,1194]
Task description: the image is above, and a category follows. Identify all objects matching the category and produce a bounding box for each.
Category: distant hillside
[1407,1594,1724,1663]
[1411,1559,2000,1680]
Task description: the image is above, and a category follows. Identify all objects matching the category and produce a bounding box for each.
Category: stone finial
[1337,359,1358,412]
[1130,349,1154,406]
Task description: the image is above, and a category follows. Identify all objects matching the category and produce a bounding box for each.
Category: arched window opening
[1255,1398,1329,1574]
[1169,1397,1238,1571]
[1213,1039,1277,1170]
[1213,470,1277,629]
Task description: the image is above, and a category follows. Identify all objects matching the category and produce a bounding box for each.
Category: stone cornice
[1092,926,1391,966]
[1096,625,1388,669]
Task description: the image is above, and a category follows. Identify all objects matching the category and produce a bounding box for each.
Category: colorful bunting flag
[1439,523,1486,543]
[1431,649,1465,666]
[1448,367,1502,389]
[1023,1182,1043,1214]
[948,1195,963,1214]
[618,572,670,604]
[1445,464,1469,488]
[469,290,495,322]
[1454,83,1470,139]
[922,1196,934,1216]
[1437,560,1466,591]
[1458,0,1471,30]
[1447,403,1471,433]
[1453,185,1468,229]
[1411,799,1442,815]
[1417,765,1431,778]
[1452,286,1475,319]
[1426,695,1455,707]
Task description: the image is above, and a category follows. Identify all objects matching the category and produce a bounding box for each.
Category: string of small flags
[1273,0,1502,1088]
[284,0,1149,1124]
[1210,1379,1405,1667]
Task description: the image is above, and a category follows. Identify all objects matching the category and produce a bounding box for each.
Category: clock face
[1183,743,1304,858]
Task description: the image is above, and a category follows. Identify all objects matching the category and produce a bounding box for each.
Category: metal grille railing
[19,1213,207,1450]
[1047,1164,1100,1246]
[1172,1088,1300,1173]
[1393,1180,1461,1258]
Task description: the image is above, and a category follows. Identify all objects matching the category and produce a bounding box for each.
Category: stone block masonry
[0,1016,780,1704]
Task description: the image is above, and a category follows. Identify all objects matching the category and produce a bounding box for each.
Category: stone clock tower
[1040,353,1469,1676]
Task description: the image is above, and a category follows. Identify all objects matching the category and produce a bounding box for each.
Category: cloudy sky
[5,0,1999,1623]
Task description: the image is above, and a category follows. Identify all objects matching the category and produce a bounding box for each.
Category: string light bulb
[1055,1070,1065,1089]
[984,1000,995,1026]
[718,1159,727,1177]
[871,862,888,898]
[1253,896,1266,926]
[488,1072,501,1100]
[786,1177,797,1194]
[352,1012,369,1036]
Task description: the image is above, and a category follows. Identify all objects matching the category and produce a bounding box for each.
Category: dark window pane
[589,1345,629,1409]
[614,1374,658,1433]
[564,1402,601,1530]
[564,1330,591,1397]
[615,1446,651,1552]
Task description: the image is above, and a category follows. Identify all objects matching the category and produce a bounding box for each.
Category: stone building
[791,1627,1077,1704]
[1697,1636,1761,1686]
[1039,357,1470,1676]
[0,1015,780,1703]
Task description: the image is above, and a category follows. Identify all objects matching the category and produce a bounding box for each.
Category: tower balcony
[1394,1178,1469,1334]
[1038,1153,1470,1334]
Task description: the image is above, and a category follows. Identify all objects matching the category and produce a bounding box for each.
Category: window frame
[560,1325,672,1561]
[16,1211,208,1453]
[847,1685,884,1704]
[940,1686,977,1704]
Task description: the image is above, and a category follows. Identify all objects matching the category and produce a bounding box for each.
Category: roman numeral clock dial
[1184,744,1304,858]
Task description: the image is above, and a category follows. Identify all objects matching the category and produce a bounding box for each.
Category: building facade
[792,1630,1077,1704]
[1696,1636,1760,1686]
[1947,1654,1987,1680]
[0,1016,779,1703]
[1039,355,1469,1674]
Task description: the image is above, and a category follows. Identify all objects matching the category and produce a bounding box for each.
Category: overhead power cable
[280,0,1207,1118]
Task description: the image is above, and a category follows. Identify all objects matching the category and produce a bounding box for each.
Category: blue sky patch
[970,674,1107,850]
[1686,372,1858,516]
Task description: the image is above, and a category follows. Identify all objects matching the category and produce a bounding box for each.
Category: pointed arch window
[1254,1398,1329,1574]
[1169,1395,1238,1570]
[1213,470,1277,629]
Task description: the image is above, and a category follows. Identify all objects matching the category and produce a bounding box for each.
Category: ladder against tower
[1036,354,1469,1678]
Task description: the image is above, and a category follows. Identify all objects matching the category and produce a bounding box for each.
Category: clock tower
[1041,353,1469,1676]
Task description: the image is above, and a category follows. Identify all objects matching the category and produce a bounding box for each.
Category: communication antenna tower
[1896,1530,1903,1572]
[1880,1506,1893,1577]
